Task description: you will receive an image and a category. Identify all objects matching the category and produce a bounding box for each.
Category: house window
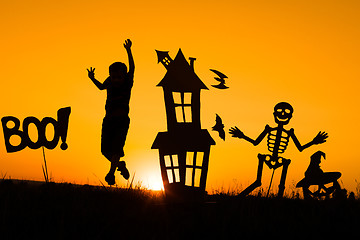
[164,154,180,183]
[162,57,171,66]
[173,92,192,123]
[185,151,204,187]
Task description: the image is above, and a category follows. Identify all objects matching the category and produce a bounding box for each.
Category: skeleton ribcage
[267,129,290,155]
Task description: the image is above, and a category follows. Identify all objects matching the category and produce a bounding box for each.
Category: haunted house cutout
[152,49,215,202]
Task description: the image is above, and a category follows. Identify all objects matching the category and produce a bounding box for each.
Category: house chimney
[189,57,196,71]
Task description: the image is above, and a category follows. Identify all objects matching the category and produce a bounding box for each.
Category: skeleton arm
[290,129,328,152]
[229,125,270,146]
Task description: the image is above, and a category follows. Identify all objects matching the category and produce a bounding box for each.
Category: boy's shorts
[101,115,130,161]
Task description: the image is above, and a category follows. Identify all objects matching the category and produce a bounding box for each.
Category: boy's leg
[117,160,130,180]
[109,154,121,175]
[114,116,130,180]
[104,154,121,186]
[103,115,130,183]
[107,154,130,181]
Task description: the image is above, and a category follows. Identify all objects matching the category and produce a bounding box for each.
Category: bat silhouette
[210,69,229,89]
[212,114,225,140]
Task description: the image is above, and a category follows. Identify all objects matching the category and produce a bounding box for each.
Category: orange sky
[0,0,360,194]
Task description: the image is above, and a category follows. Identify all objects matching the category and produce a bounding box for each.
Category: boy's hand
[124,39,132,50]
[87,67,95,80]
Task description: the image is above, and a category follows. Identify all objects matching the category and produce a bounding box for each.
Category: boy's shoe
[117,161,130,180]
[105,173,115,185]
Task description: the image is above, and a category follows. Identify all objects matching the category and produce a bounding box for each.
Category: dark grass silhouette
[0,179,359,239]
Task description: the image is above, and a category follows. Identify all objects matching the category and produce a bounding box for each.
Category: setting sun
[146,176,164,191]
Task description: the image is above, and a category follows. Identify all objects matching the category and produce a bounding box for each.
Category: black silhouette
[212,114,225,140]
[1,180,359,239]
[296,151,342,199]
[210,69,228,89]
[155,50,173,69]
[87,39,134,185]
[1,107,71,152]
[229,102,328,197]
[152,49,215,202]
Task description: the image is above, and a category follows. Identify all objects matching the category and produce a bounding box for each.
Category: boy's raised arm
[87,67,105,90]
[124,39,134,76]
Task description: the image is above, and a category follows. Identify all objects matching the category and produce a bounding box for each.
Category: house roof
[157,49,208,91]
[155,50,171,63]
[151,129,215,151]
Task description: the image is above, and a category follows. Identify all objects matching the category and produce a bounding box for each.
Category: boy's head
[109,62,127,80]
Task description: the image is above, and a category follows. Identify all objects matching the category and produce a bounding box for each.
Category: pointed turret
[156,50,173,69]
[157,49,208,91]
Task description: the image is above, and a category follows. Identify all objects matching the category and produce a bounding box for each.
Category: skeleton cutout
[229,102,328,197]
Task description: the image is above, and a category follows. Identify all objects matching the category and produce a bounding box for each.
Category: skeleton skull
[273,102,293,125]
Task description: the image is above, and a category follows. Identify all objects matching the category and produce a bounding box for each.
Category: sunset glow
[146,176,164,191]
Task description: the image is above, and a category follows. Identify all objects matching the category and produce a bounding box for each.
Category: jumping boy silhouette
[87,39,134,185]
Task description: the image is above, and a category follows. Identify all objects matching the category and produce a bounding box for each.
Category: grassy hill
[0,179,359,239]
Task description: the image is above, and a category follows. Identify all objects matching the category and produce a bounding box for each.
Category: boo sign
[1,107,71,153]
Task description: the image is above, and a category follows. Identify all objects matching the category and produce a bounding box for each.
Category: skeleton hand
[229,126,245,139]
[312,131,328,145]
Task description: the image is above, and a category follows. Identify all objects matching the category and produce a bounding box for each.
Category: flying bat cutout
[212,114,225,140]
[210,69,228,89]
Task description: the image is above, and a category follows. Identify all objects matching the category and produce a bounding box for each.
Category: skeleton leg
[240,154,265,197]
[277,158,291,198]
